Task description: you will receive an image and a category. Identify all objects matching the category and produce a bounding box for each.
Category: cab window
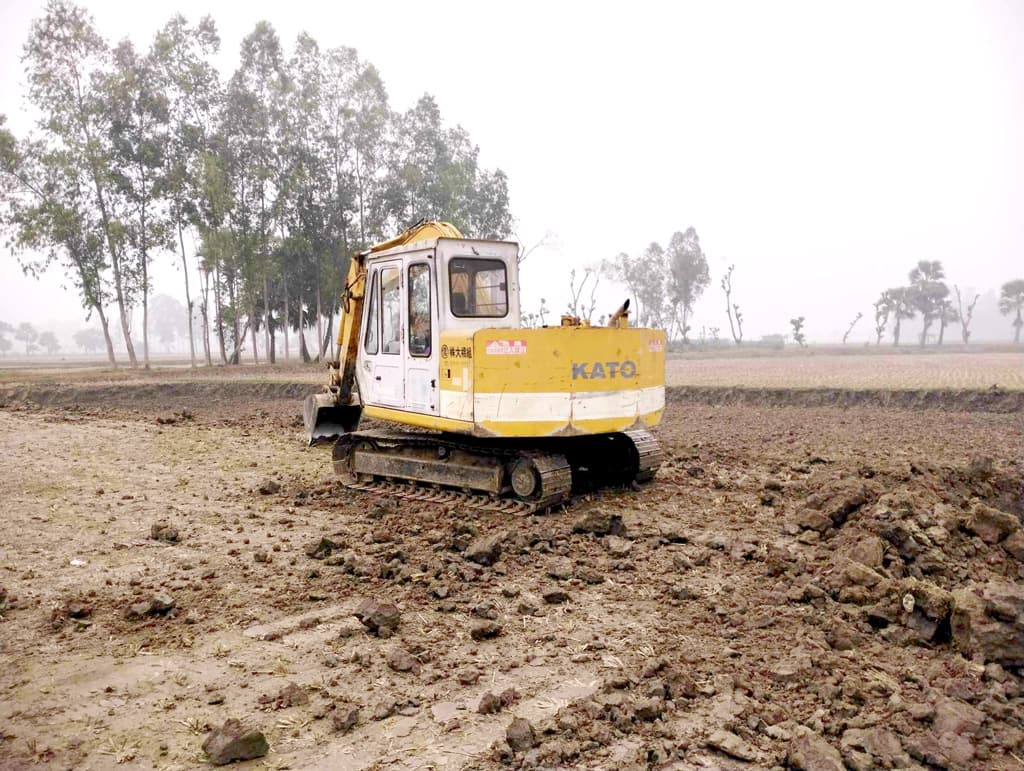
[408,263,431,356]
[381,266,401,354]
[449,257,508,318]
[363,269,379,354]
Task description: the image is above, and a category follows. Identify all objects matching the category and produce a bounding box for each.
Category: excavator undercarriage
[330,427,662,515]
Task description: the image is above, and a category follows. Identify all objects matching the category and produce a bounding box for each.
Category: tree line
[599,228,1024,346]
[0,1,512,368]
[872,264,1024,346]
[0,321,60,356]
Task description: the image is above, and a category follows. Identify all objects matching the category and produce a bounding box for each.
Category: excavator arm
[303,220,463,444]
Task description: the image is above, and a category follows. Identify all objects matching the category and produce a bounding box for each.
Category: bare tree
[566,268,599,323]
[843,311,863,344]
[789,316,806,347]
[872,292,892,344]
[516,230,556,264]
[720,264,743,344]
[953,285,980,344]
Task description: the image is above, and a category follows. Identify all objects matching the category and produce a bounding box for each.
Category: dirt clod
[150,521,179,543]
[542,589,569,605]
[464,531,505,566]
[126,592,175,618]
[257,479,280,495]
[478,691,501,714]
[201,719,269,766]
[332,705,359,734]
[386,647,421,674]
[788,726,845,771]
[572,509,625,537]
[470,621,503,641]
[353,598,400,638]
[506,717,537,753]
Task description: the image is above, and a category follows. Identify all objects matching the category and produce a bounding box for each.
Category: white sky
[2,0,1023,342]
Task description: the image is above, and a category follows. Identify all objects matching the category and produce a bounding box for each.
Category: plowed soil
[0,372,1022,770]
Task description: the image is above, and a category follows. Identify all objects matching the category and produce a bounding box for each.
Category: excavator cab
[304,221,666,512]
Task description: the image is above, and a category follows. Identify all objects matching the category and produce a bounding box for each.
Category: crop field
[666,351,1024,391]
[0,352,1021,770]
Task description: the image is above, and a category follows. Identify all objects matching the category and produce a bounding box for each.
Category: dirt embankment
[3,380,1024,418]
[666,385,1024,413]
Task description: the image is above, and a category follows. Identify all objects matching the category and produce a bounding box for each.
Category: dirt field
[1,360,1022,770]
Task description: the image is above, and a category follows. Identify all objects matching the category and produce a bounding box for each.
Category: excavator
[303,220,666,514]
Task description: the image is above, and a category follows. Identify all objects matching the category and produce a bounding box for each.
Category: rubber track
[335,430,573,515]
[624,427,663,483]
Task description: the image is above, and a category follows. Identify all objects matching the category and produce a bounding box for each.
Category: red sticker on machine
[648,339,664,353]
[485,339,528,355]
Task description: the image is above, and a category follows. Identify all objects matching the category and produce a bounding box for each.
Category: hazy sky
[2,0,1022,342]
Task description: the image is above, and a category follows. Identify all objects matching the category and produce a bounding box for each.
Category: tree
[23,0,140,366]
[843,312,863,344]
[999,279,1024,344]
[0,321,12,356]
[872,291,892,344]
[15,322,39,354]
[225,21,290,364]
[38,330,60,354]
[566,268,598,322]
[73,327,105,353]
[104,38,171,369]
[936,297,957,345]
[666,227,709,343]
[790,316,806,347]
[953,285,980,344]
[908,260,948,346]
[151,292,186,351]
[721,264,743,344]
[152,14,222,368]
[886,287,915,346]
[1,111,119,366]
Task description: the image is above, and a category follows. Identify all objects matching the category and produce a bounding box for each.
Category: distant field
[666,352,1023,391]
[1,350,1021,392]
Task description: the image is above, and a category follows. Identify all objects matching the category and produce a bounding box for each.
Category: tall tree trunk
[74,77,136,367]
[95,303,117,367]
[249,298,259,364]
[298,298,311,363]
[893,317,901,346]
[214,264,228,364]
[315,255,323,363]
[321,306,334,360]
[140,196,150,370]
[141,259,150,369]
[938,320,946,345]
[356,148,366,247]
[1015,311,1022,344]
[197,254,212,366]
[178,220,197,368]
[282,275,290,361]
[263,273,274,364]
[228,274,242,364]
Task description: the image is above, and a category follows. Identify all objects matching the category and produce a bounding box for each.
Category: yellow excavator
[304,220,666,513]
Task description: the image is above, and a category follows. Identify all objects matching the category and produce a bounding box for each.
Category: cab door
[404,260,438,415]
[363,261,404,407]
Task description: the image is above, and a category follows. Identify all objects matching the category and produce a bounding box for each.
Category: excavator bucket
[303,393,362,446]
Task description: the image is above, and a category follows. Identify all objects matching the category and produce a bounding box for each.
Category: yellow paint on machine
[363,405,474,434]
[437,326,665,437]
